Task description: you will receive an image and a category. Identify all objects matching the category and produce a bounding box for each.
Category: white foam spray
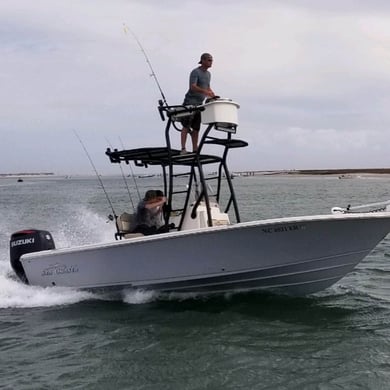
[0,206,114,308]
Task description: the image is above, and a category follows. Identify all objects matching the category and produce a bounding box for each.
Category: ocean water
[1,174,390,389]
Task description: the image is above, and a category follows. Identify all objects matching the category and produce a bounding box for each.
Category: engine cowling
[10,229,55,284]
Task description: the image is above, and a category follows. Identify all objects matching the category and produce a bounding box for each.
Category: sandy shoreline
[234,169,390,177]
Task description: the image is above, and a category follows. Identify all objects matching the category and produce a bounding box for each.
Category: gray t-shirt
[136,201,162,227]
[183,67,211,105]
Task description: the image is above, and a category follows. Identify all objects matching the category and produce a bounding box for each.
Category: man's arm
[144,197,167,209]
[190,83,215,97]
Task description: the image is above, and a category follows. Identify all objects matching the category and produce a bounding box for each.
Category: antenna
[123,23,168,107]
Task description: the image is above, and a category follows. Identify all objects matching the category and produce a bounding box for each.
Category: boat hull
[20,213,390,296]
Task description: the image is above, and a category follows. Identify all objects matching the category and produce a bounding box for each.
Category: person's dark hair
[144,190,156,201]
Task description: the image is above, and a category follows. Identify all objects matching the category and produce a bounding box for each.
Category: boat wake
[0,207,114,309]
[121,288,252,305]
[0,267,242,308]
[121,289,160,304]
[1,250,252,308]
[0,270,95,309]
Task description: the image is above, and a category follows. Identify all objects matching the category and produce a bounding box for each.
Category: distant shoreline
[0,173,54,177]
[290,168,390,175]
[234,168,390,176]
[2,169,390,178]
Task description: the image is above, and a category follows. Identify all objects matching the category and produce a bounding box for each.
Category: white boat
[9,98,390,296]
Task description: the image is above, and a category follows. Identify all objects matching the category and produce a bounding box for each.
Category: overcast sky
[2,0,390,174]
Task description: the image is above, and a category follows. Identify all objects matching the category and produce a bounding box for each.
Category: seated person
[133,190,168,235]
[155,189,171,223]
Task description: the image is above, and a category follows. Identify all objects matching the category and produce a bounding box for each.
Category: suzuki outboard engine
[10,229,55,284]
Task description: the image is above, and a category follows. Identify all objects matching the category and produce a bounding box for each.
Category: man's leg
[191,112,201,152]
[191,130,199,152]
[181,127,189,151]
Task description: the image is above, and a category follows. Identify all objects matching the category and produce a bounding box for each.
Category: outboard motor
[10,229,55,284]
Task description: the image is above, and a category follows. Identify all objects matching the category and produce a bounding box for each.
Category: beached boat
[9,98,390,296]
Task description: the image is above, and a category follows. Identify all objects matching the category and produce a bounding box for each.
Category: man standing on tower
[181,53,216,154]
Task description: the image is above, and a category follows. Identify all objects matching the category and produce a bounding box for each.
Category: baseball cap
[198,53,213,64]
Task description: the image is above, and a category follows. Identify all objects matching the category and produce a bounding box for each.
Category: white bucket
[201,98,240,126]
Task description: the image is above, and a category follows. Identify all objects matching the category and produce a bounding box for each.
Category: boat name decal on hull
[262,224,306,234]
[42,263,79,276]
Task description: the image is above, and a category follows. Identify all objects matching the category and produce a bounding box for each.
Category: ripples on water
[1,175,390,389]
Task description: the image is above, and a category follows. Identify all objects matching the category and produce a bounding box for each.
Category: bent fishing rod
[123,23,169,111]
[122,24,205,128]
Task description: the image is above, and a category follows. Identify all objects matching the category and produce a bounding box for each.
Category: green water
[1,175,390,389]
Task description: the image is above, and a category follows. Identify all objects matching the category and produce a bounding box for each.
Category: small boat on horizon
[137,174,155,178]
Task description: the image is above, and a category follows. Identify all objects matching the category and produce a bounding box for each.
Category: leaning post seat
[115,212,144,240]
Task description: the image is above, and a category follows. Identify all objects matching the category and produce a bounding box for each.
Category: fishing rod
[119,136,141,201]
[105,137,136,212]
[73,130,118,221]
[123,23,169,107]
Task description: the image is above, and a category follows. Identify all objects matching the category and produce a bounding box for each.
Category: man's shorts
[181,111,201,132]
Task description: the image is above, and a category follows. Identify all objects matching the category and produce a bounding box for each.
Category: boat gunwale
[21,211,390,261]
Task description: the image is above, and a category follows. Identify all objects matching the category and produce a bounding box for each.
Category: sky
[2,0,390,175]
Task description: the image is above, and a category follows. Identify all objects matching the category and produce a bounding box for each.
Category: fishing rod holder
[158,103,205,122]
[159,98,240,133]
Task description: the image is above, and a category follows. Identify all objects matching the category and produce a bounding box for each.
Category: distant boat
[339,174,354,179]
[17,178,23,183]
[137,174,155,178]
